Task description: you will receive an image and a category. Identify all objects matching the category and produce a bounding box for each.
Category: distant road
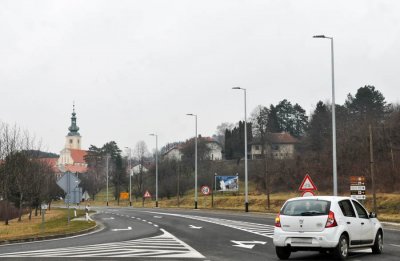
[0,207,399,260]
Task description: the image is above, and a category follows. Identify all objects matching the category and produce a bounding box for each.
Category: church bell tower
[65,104,81,150]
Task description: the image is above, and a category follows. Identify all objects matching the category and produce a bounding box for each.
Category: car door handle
[347,222,351,224]
[361,222,365,225]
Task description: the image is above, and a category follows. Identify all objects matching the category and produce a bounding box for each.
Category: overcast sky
[1,0,399,155]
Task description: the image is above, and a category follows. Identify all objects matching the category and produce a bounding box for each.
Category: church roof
[70,149,87,163]
[64,164,87,173]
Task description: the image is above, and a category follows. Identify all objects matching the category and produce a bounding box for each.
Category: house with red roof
[250,132,299,160]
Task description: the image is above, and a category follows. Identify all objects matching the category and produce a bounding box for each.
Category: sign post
[299,174,318,197]
[350,176,366,201]
[56,172,81,224]
[201,185,211,208]
[41,203,47,233]
[143,190,152,207]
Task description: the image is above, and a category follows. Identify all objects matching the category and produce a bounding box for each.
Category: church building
[57,106,88,173]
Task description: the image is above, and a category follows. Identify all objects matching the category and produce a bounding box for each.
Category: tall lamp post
[186,113,198,209]
[149,133,159,207]
[125,147,132,206]
[106,154,110,206]
[232,87,249,212]
[313,35,338,196]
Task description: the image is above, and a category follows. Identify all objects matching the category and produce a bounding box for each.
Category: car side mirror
[369,212,377,218]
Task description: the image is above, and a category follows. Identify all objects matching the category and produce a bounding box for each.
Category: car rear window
[281,199,331,216]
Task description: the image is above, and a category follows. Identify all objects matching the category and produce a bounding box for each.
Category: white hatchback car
[273,196,383,260]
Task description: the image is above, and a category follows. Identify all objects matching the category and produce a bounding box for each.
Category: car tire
[371,231,383,254]
[276,246,291,260]
[333,234,348,260]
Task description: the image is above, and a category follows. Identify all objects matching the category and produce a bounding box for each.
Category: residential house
[163,137,222,161]
[163,146,183,161]
[131,163,149,175]
[250,132,298,160]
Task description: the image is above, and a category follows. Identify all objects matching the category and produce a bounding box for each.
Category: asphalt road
[0,207,399,260]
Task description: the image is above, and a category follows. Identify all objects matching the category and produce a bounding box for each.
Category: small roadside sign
[299,174,318,191]
[302,191,315,197]
[201,186,211,195]
[351,195,366,200]
[56,172,81,193]
[143,190,152,198]
[350,176,366,201]
[350,185,365,191]
[350,176,365,185]
[120,192,129,200]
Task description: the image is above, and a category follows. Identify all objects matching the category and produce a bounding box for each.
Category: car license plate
[292,238,312,244]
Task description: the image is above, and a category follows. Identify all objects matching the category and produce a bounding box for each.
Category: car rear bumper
[273,227,341,249]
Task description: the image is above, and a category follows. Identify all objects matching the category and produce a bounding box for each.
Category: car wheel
[275,246,291,260]
[333,234,348,260]
[371,231,383,254]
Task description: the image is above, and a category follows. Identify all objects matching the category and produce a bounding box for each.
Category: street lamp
[186,113,198,209]
[149,133,159,207]
[105,154,110,206]
[125,147,132,206]
[313,34,338,196]
[232,87,249,212]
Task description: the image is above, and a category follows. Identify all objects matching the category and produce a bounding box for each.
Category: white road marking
[102,217,115,220]
[111,226,132,231]
[189,225,202,229]
[154,215,163,218]
[390,244,400,248]
[0,229,205,258]
[144,211,275,238]
[231,240,267,249]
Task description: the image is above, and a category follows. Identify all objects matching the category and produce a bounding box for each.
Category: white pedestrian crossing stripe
[0,229,204,258]
[145,211,275,238]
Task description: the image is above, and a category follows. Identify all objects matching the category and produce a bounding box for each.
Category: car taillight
[325,211,338,228]
[275,213,281,227]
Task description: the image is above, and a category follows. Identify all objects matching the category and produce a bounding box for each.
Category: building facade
[250,132,298,160]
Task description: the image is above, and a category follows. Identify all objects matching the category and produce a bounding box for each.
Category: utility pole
[369,124,377,214]
[106,154,110,206]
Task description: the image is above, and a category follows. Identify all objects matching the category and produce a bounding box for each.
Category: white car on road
[273,196,383,260]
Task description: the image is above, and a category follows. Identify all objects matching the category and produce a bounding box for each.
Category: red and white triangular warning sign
[299,174,318,191]
[143,190,152,198]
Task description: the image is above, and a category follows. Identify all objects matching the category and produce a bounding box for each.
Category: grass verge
[81,189,400,223]
[0,208,96,242]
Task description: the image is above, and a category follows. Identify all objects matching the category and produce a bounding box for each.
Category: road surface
[0,207,399,260]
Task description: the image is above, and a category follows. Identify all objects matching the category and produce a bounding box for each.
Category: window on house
[255,145,260,150]
[272,144,279,150]
[69,139,73,144]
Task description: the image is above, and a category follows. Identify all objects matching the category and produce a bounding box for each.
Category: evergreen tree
[308,101,331,151]
[345,85,388,123]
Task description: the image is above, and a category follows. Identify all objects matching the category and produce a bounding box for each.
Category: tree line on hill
[1,85,398,216]
[150,85,399,203]
[81,85,400,206]
[223,85,399,198]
